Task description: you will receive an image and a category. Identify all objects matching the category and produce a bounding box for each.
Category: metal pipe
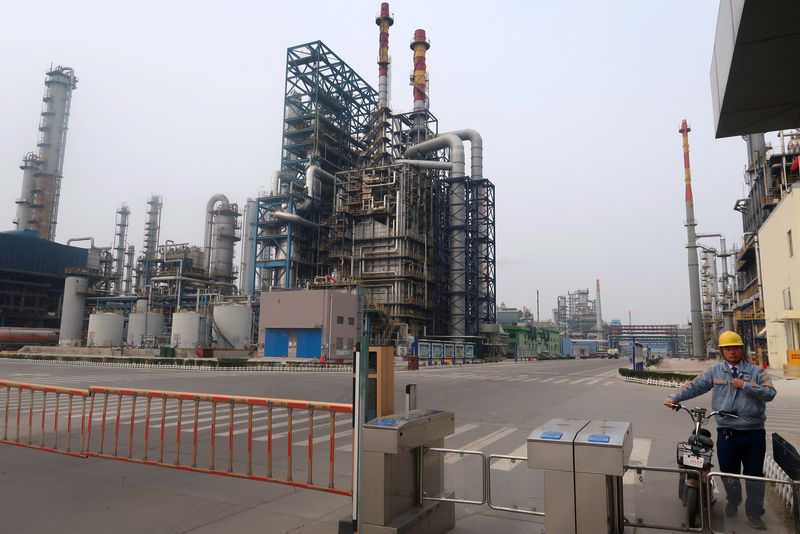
[394,159,453,170]
[296,165,337,211]
[270,170,294,196]
[66,237,96,249]
[404,133,467,336]
[272,211,318,228]
[679,120,705,359]
[447,129,483,181]
[402,134,465,177]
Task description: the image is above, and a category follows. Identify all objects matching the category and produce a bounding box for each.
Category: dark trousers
[716,428,766,518]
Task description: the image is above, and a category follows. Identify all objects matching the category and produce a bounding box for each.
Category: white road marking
[445,427,516,464]
[568,377,591,384]
[523,377,541,383]
[586,379,601,385]
[490,444,528,471]
[539,377,555,383]
[602,381,613,386]
[553,378,568,384]
[623,438,652,485]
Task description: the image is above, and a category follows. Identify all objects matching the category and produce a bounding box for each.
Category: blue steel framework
[250,41,497,343]
[473,179,496,325]
[254,42,378,291]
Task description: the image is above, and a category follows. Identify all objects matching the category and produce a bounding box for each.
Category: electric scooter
[665,403,738,529]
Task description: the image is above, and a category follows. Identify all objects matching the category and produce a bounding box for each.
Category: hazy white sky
[0,1,754,324]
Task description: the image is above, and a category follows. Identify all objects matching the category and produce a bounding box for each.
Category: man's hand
[730,378,745,389]
[664,397,677,407]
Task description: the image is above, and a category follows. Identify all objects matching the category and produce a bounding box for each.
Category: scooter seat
[689,434,714,448]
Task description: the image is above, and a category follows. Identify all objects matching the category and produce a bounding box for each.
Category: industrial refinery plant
[0,4,499,360]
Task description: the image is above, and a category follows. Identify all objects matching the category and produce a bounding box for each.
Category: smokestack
[595,279,603,339]
[679,119,705,359]
[376,3,393,108]
[410,29,430,120]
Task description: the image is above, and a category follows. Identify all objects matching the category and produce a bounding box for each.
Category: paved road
[0,358,797,533]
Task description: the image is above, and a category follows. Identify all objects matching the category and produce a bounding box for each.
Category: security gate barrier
[622,464,708,532]
[1,379,88,458]
[0,379,353,496]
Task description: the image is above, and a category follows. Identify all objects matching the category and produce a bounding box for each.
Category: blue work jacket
[669,360,777,430]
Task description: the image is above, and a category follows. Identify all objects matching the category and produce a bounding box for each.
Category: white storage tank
[87,312,125,347]
[127,311,165,347]
[171,311,203,348]
[59,276,88,346]
[212,303,252,349]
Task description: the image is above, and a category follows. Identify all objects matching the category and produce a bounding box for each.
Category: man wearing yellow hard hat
[664,331,776,530]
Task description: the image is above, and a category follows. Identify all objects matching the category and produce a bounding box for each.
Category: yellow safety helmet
[718,331,744,348]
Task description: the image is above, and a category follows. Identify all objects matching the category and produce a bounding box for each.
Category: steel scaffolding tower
[255,41,378,291]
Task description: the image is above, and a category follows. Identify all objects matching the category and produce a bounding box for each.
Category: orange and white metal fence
[0,380,353,496]
[0,379,88,458]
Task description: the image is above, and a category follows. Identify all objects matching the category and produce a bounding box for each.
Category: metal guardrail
[0,380,353,496]
[487,453,544,516]
[623,464,707,532]
[0,380,89,458]
[706,471,800,534]
[422,446,488,505]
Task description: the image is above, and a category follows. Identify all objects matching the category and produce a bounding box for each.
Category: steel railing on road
[0,380,353,496]
[487,453,544,516]
[706,471,800,534]
[0,379,88,458]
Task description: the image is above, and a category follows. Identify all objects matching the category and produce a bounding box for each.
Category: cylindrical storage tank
[126,312,165,347]
[134,299,148,313]
[59,276,88,346]
[171,311,203,349]
[87,312,125,347]
[213,304,252,349]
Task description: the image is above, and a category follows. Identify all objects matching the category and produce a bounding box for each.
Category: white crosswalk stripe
[490,444,528,471]
[445,427,516,464]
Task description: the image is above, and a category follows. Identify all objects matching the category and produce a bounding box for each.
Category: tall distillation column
[239,198,256,296]
[112,204,130,294]
[679,120,705,358]
[595,279,603,339]
[29,66,78,241]
[205,194,240,290]
[143,194,162,256]
[13,153,41,230]
[138,194,162,291]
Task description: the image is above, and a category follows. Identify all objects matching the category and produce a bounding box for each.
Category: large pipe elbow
[270,170,295,196]
[447,129,483,181]
[297,165,337,211]
[273,211,319,228]
[402,133,465,177]
[67,237,96,249]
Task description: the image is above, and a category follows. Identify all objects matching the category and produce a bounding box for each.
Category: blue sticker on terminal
[376,418,396,426]
[540,431,563,440]
[588,434,610,443]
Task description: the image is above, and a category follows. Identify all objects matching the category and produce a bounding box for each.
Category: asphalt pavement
[0,358,797,533]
